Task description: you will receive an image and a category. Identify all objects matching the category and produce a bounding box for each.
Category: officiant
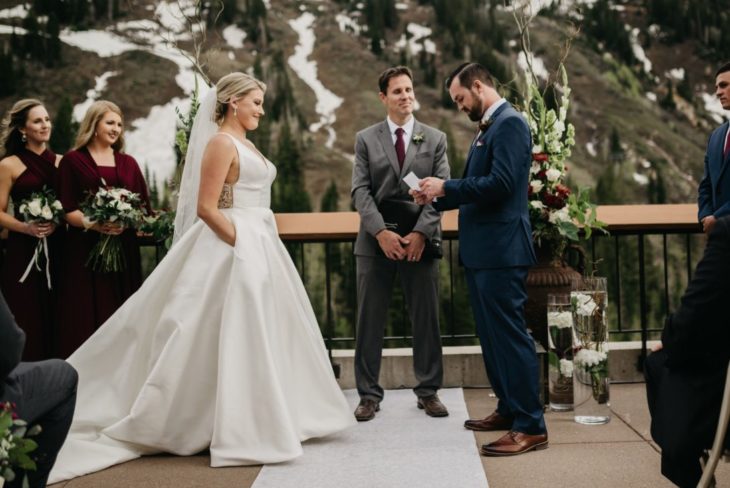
[350,66,450,421]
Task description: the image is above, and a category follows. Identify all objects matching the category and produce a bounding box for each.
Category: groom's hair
[716,62,730,78]
[446,63,494,90]
[378,66,413,95]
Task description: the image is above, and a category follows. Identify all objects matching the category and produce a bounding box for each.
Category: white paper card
[403,172,421,191]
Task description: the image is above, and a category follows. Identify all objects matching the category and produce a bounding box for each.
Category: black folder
[377,198,442,260]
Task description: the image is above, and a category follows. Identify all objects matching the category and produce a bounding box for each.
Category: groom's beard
[466,96,485,122]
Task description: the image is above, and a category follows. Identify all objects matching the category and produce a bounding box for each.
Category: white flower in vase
[559,359,574,378]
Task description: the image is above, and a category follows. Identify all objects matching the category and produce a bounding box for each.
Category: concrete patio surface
[49,383,730,487]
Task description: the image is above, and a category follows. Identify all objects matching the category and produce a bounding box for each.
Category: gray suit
[351,118,450,400]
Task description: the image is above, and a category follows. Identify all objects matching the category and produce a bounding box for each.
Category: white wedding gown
[49,137,355,483]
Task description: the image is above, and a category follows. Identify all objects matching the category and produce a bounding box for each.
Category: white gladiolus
[548,207,570,224]
[530,161,541,175]
[559,359,574,377]
[548,311,572,328]
[530,180,544,194]
[530,200,545,210]
[532,144,543,154]
[545,168,561,182]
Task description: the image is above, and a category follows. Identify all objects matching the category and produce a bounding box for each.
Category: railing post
[637,234,648,372]
[324,242,340,378]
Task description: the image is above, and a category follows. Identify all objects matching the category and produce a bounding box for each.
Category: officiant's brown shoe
[480,431,548,457]
[464,411,513,431]
[417,394,449,417]
[354,399,380,421]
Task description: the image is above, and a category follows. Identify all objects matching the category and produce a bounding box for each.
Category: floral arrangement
[523,65,606,261]
[16,187,64,289]
[547,307,574,405]
[81,186,147,272]
[140,209,176,251]
[571,289,609,404]
[1,402,40,487]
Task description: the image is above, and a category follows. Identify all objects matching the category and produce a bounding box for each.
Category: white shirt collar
[387,116,415,138]
[482,98,507,124]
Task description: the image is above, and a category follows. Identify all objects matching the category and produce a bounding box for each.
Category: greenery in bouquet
[516,11,606,263]
[16,187,64,288]
[81,186,147,273]
[140,209,176,250]
[0,402,40,488]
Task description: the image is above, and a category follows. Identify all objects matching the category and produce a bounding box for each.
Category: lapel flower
[478,118,493,132]
[412,132,425,145]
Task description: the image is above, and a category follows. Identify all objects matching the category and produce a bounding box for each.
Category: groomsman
[351,66,450,421]
[698,61,730,233]
[413,63,547,456]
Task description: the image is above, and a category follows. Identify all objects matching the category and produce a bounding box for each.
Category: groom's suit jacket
[698,121,730,221]
[351,118,450,256]
[433,102,536,269]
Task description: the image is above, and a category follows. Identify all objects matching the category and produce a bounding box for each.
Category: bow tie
[478,118,493,132]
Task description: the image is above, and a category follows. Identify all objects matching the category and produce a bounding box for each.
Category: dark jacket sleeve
[0,293,25,384]
[662,217,730,369]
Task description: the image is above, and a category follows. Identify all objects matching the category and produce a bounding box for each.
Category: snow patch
[632,172,649,185]
[586,142,597,157]
[667,68,684,80]
[222,24,246,49]
[0,4,28,18]
[59,29,138,57]
[641,159,652,169]
[73,71,119,122]
[702,93,728,124]
[395,2,408,10]
[0,24,25,35]
[517,51,549,81]
[288,12,343,149]
[629,27,652,74]
[336,13,362,35]
[395,23,436,56]
[646,92,657,102]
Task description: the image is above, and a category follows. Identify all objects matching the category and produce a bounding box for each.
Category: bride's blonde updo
[214,72,267,125]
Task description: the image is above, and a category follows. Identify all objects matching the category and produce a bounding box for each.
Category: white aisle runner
[252,388,488,488]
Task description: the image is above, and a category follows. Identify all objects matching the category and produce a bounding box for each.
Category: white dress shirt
[387,116,415,153]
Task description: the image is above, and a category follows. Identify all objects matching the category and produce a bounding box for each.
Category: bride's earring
[233,106,238,117]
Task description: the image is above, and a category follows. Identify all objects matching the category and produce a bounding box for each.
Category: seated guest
[645,216,730,487]
[0,292,77,488]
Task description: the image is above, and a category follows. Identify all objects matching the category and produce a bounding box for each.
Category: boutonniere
[478,118,493,133]
[412,132,425,145]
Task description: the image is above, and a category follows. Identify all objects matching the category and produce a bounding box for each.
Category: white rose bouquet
[80,186,147,272]
[1,401,40,487]
[16,187,64,288]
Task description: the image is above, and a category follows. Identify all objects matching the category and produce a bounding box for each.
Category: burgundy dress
[0,148,63,360]
[57,148,151,358]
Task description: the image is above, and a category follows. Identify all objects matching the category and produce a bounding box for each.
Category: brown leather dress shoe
[354,399,380,421]
[464,411,513,431]
[417,394,449,417]
[480,431,548,457]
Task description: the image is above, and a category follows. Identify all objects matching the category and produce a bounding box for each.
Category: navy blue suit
[698,121,730,221]
[434,102,545,434]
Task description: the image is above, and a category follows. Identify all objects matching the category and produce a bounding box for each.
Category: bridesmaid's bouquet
[0,401,40,487]
[16,187,64,288]
[81,186,147,272]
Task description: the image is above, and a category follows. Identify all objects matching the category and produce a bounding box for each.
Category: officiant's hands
[410,177,445,205]
[376,229,409,260]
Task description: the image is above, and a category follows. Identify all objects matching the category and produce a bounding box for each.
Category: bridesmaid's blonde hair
[214,73,267,125]
[74,100,125,152]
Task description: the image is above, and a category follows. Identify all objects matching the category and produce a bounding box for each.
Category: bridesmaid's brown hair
[74,100,125,152]
[0,98,44,159]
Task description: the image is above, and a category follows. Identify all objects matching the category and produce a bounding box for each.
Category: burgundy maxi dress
[57,148,151,358]
[0,148,63,360]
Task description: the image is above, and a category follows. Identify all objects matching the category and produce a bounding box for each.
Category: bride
[49,72,355,483]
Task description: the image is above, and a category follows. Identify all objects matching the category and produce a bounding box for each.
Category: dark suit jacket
[698,122,730,221]
[433,102,536,269]
[351,118,450,256]
[0,292,25,398]
[662,216,730,371]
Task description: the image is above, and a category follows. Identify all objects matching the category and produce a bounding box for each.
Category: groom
[412,62,547,456]
[351,66,450,421]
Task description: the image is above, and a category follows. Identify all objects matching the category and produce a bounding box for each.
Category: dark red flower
[543,192,567,210]
[532,152,549,162]
[555,184,571,197]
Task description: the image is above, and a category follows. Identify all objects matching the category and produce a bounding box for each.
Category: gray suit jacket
[351,118,450,256]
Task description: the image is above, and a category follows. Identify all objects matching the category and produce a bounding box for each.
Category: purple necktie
[395,128,405,169]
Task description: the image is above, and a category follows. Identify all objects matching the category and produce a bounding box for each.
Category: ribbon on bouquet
[19,236,52,289]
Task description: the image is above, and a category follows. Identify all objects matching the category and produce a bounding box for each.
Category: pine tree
[50,97,76,154]
[438,119,463,177]
[45,13,62,68]
[0,51,16,97]
[320,180,339,212]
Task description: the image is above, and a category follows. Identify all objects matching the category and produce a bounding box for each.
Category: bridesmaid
[57,100,151,357]
[0,99,64,360]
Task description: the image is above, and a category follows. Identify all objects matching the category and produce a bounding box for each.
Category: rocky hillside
[0,0,727,210]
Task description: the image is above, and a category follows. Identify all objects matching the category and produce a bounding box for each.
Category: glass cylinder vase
[547,293,574,411]
[571,276,610,425]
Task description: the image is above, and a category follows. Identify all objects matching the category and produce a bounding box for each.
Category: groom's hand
[376,229,407,260]
[403,232,425,262]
